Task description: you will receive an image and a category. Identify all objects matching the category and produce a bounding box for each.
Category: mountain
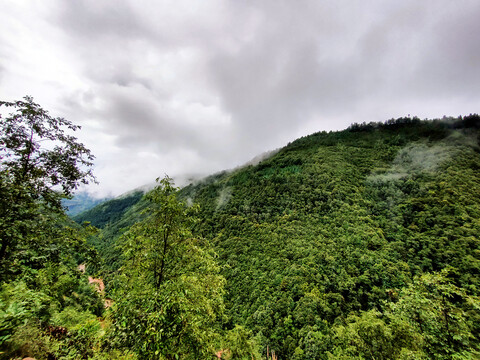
[77,115,480,359]
[62,192,110,216]
[73,190,145,229]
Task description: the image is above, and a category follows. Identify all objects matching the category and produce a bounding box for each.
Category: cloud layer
[1,0,479,197]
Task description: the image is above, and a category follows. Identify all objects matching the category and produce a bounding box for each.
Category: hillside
[73,190,144,229]
[62,192,110,216]
[77,115,480,359]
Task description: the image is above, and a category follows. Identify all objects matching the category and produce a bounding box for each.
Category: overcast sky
[1,1,479,197]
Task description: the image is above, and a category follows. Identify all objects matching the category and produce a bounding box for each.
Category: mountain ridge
[75,115,480,359]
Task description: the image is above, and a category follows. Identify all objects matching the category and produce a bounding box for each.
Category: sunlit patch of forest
[1,97,479,359]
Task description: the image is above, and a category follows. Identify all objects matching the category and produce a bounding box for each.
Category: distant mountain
[63,192,110,216]
[76,115,480,359]
[73,190,145,229]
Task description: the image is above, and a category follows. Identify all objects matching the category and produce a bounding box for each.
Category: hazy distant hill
[73,190,145,228]
[63,192,110,216]
[76,115,480,359]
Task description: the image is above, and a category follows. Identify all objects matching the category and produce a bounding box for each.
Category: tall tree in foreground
[0,97,106,359]
[0,96,95,277]
[111,177,225,359]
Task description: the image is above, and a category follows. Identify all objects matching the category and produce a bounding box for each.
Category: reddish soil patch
[88,276,105,294]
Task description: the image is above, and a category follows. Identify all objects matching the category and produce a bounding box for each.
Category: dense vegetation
[109,177,226,359]
[0,98,256,359]
[84,115,480,359]
[72,191,144,229]
[178,115,480,359]
[0,97,106,359]
[2,97,479,359]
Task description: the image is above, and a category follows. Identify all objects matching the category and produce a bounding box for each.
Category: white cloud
[1,0,479,197]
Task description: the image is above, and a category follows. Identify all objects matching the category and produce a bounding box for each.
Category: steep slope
[182,116,480,358]
[73,190,144,229]
[79,115,480,358]
[73,190,147,269]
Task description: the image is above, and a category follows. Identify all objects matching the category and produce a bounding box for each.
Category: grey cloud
[74,0,480,179]
[92,63,153,90]
[210,0,480,143]
[208,3,369,143]
[4,0,480,197]
[88,87,231,160]
[350,2,480,101]
[412,3,480,97]
[56,1,148,40]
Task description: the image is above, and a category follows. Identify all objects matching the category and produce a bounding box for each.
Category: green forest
[1,97,480,359]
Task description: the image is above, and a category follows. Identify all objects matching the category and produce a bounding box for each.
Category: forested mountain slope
[63,192,110,216]
[73,190,144,229]
[80,115,480,359]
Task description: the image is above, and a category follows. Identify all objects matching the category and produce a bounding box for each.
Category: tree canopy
[0,97,105,360]
[3,108,480,359]
[0,96,95,276]
[110,177,226,359]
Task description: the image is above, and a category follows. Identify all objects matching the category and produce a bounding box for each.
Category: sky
[1,1,479,198]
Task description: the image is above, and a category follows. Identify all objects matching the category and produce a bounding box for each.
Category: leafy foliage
[0,96,95,277]
[68,115,480,358]
[73,190,144,229]
[109,177,226,359]
[177,116,480,359]
[389,270,480,359]
[0,97,105,359]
